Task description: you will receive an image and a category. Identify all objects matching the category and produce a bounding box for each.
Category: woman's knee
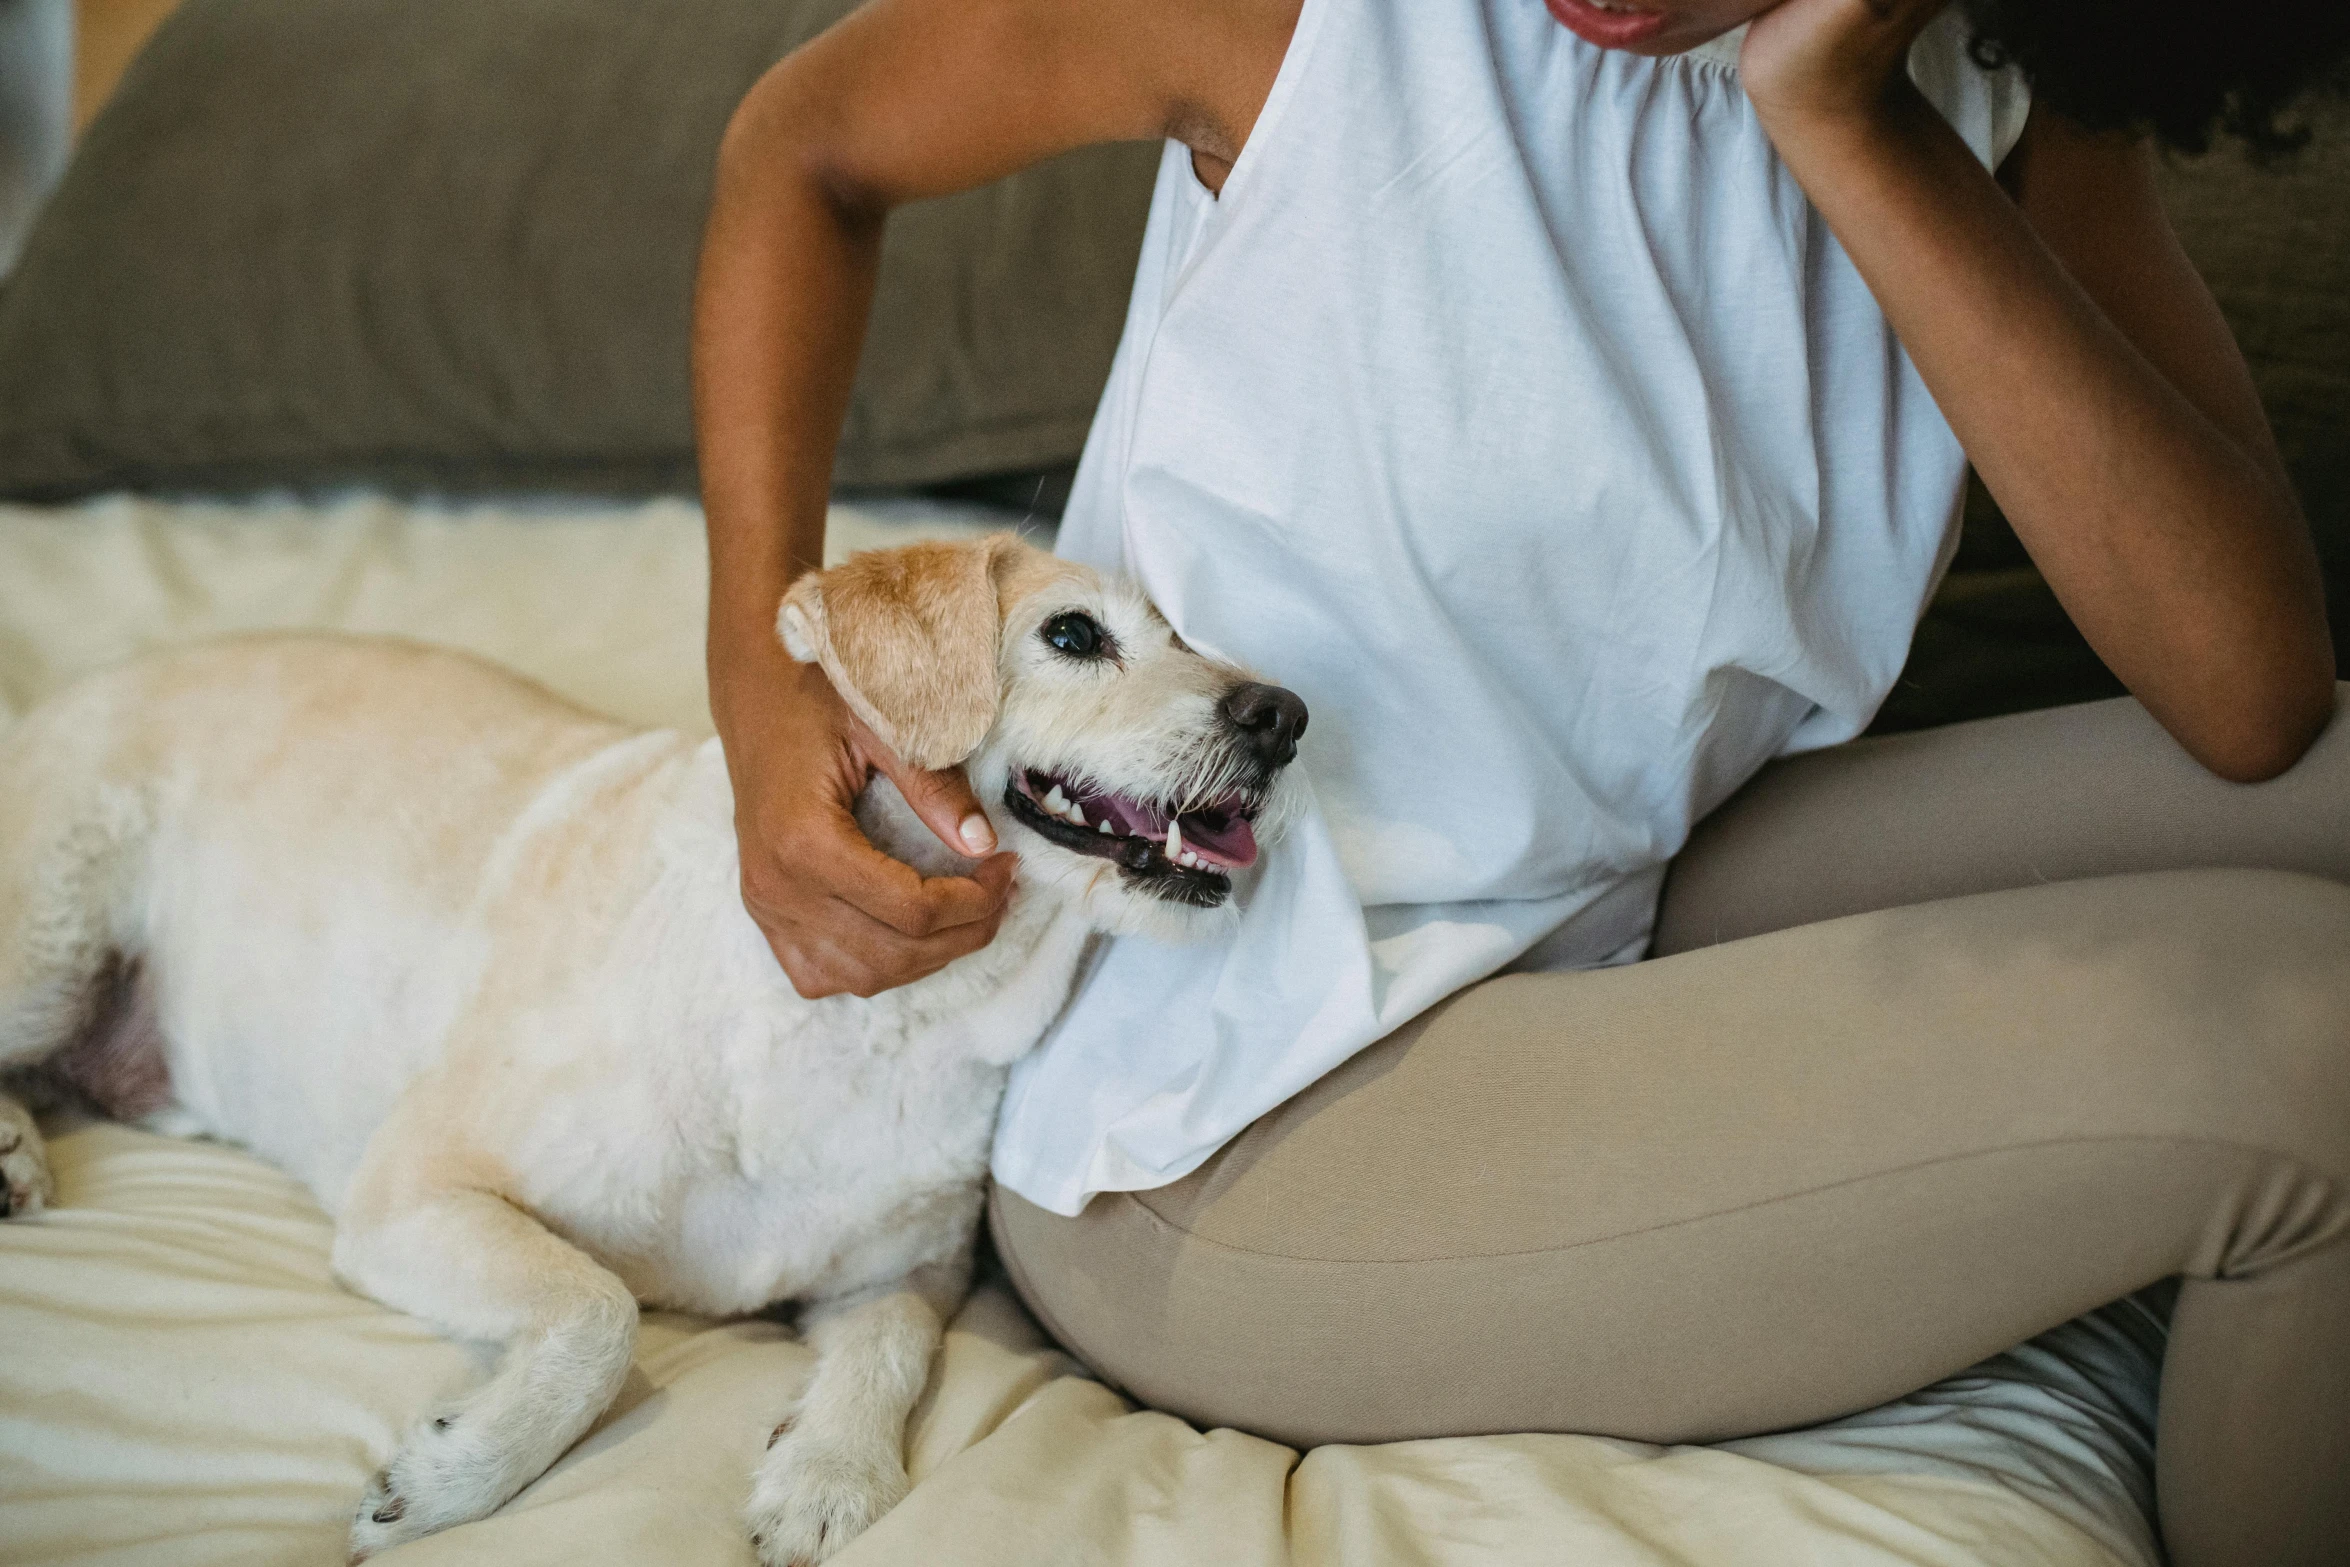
[1658,696,2350,954]
[2073,869,2350,1161]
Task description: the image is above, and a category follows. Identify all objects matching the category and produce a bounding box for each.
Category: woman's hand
[711,628,1015,1000]
[1734,0,2333,781]
[1738,0,1948,135]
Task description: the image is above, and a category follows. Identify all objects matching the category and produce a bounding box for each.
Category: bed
[0,490,2166,1567]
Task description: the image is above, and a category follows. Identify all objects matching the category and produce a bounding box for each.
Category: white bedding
[0,491,2162,1567]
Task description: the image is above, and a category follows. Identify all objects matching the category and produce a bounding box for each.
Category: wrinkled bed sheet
[0,493,2163,1567]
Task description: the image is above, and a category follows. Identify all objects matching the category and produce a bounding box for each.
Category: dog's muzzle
[1004,681,1306,907]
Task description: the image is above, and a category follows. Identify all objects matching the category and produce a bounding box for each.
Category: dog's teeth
[1068,803,1087,827]
[1165,820,1184,861]
[1043,785,1070,816]
[1098,818,1115,834]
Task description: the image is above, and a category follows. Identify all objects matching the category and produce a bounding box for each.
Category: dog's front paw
[745,1427,909,1567]
[346,1410,514,1562]
[0,1113,54,1220]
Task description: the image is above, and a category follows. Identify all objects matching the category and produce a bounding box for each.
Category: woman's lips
[1542,0,1671,49]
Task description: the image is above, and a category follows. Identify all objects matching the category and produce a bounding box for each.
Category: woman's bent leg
[1654,688,2350,952]
[992,868,2350,1567]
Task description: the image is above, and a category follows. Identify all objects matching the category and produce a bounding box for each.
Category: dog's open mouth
[1005,769,1260,892]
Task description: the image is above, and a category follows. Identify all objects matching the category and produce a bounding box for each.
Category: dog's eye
[1042,612,1108,660]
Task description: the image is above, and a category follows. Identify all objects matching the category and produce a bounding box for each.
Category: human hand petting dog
[711,633,1016,1000]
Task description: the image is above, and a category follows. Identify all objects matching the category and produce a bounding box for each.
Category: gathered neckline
[1681,25,1746,72]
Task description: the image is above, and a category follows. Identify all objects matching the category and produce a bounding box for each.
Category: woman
[691,2,2350,1561]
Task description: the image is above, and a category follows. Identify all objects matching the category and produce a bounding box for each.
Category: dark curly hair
[1961,0,2350,156]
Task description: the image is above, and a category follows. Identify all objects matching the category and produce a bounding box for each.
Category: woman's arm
[1741,0,2334,783]
[694,0,1292,996]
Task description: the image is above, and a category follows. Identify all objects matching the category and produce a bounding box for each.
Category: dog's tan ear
[778,537,1025,768]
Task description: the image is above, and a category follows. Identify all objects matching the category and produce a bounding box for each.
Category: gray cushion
[0,0,1158,499]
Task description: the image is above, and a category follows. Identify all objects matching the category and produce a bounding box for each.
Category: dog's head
[779,536,1306,940]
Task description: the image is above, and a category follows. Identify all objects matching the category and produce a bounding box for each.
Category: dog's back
[0,630,1080,1283]
[0,635,682,1200]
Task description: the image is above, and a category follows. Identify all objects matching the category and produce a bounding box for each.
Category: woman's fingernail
[959,813,996,854]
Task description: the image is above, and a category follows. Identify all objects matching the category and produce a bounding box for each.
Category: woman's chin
[1539,0,1753,58]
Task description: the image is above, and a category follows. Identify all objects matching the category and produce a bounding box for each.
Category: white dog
[0,535,1305,1564]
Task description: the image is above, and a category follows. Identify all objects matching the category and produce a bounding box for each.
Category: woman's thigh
[1654,687,2350,953]
[990,867,2350,1452]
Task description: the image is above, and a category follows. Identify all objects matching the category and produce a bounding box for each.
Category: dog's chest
[552,886,1086,1316]
[648,1046,1004,1310]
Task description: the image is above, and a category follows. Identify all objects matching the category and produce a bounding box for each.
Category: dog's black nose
[1221,682,1309,768]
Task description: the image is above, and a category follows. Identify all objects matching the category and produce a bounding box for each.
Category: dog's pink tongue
[1181,814,1258,869]
[1087,790,1259,869]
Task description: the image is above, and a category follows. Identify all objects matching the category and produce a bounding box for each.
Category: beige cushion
[1,1119,2132,1567]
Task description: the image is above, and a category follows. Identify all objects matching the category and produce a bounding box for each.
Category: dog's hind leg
[0,723,152,1217]
[745,1253,970,1567]
[335,1177,639,1559]
[0,1094,52,1219]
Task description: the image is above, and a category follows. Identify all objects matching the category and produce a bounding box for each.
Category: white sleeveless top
[992,0,2030,1216]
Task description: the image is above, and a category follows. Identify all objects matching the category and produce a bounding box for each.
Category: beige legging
[990,692,2350,1567]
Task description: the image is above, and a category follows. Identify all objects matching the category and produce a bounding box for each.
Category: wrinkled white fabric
[994,0,2030,1214]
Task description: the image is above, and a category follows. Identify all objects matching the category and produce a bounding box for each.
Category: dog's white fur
[0,536,1297,1564]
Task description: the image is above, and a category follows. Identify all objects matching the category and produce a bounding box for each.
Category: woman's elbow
[2188,661,2340,784]
[712,63,882,224]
